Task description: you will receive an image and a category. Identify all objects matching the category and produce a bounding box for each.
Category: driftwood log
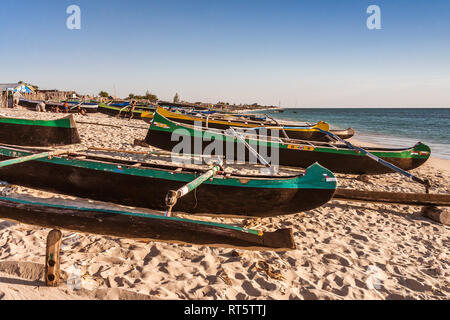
[45,230,63,287]
[334,189,450,207]
[421,206,450,225]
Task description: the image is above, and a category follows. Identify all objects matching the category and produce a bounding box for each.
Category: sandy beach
[0,107,449,300]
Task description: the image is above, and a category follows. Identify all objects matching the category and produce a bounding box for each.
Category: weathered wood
[0,197,296,251]
[88,146,151,155]
[334,189,450,207]
[45,229,63,287]
[421,206,450,225]
[76,121,122,128]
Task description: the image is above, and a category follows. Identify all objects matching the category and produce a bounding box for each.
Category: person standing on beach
[12,92,20,108]
[36,101,46,112]
[128,100,137,120]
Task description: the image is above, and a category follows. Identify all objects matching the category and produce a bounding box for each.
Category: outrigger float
[0,196,296,251]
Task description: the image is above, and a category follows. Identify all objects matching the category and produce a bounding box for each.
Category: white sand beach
[0,107,449,300]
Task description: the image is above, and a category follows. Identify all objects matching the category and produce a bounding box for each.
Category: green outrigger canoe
[97,103,155,119]
[0,115,81,147]
[0,144,337,217]
[145,109,431,175]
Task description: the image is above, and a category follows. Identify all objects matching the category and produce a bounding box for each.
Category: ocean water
[262,108,450,160]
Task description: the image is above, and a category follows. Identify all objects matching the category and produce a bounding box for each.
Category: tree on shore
[173,93,180,103]
[144,91,158,103]
[99,91,109,98]
[128,91,158,103]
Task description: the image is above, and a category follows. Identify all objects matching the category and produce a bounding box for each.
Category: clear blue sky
[1,0,449,107]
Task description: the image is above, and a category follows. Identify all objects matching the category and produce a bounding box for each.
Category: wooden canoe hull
[0,116,81,147]
[141,110,355,141]
[19,99,98,113]
[97,103,154,119]
[145,126,430,175]
[0,197,296,251]
[0,148,337,217]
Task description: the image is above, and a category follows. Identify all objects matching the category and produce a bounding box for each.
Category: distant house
[0,83,35,94]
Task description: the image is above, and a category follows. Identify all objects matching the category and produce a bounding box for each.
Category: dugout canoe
[0,144,337,217]
[19,98,98,113]
[141,107,355,141]
[0,115,81,147]
[145,110,431,175]
[0,196,295,250]
[98,103,155,119]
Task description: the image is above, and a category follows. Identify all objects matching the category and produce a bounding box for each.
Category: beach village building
[0,83,35,108]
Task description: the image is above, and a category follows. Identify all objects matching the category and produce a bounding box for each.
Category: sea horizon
[262,107,450,160]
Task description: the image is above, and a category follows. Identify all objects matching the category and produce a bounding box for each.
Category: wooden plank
[334,189,450,207]
[45,229,63,287]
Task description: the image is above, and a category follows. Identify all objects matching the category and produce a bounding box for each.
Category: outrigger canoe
[141,107,355,141]
[145,109,431,175]
[98,103,155,119]
[19,99,98,113]
[0,144,337,217]
[20,98,99,113]
[0,196,295,250]
[0,115,81,147]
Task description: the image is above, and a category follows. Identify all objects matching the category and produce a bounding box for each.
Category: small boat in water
[0,144,337,217]
[145,109,431,175]
[0,196,295,250]
[141,107,355,141]
[0,115,81,147]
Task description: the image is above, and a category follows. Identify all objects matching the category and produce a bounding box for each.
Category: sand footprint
[242,281,262,297]
[255,277,277,291]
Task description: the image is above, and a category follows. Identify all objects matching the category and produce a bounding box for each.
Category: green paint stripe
[0,196,261,235]
[151,112,430,160]
[98,103,145,114]
[0,117,71,128]
[0,147,336,190]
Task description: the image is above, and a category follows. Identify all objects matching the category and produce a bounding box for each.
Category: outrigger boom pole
[316,128,431,193]
[165,163,223,217]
